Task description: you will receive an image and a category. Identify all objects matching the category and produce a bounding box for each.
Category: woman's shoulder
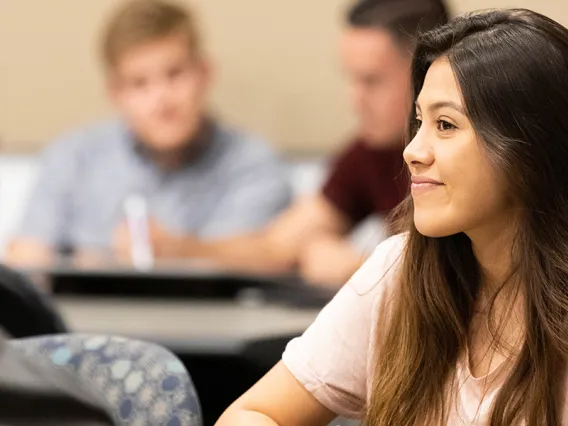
[280,234,408,418]
[346,233,407,297]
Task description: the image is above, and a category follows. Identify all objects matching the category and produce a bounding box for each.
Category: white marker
[123,194,154,270]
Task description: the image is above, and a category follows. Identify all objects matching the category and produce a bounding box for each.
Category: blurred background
[0,0,565,252]
[0,1,567,425]
[1,0,566,154]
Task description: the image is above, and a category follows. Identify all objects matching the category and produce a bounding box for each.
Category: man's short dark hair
[347,0,449,49]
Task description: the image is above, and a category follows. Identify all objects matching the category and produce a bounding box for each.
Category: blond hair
[101,0,201,67]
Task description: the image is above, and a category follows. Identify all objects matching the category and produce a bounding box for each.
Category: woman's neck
[468,215,518,291]
[466,215,525,376]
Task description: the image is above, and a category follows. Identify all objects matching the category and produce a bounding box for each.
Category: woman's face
[404,57,513,239]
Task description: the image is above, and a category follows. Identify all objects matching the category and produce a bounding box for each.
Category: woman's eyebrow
[415,100,465,115]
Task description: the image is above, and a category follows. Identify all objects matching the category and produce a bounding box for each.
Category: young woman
[216,8,568,426]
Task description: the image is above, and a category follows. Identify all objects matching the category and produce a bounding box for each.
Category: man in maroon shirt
[127,0,449,286]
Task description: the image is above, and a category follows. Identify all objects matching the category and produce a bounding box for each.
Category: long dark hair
[367,9,568,426]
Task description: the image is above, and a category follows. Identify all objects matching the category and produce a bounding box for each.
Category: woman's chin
[414,219,458,238]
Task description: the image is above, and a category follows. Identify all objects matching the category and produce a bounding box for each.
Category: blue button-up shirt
[17,119,291,250]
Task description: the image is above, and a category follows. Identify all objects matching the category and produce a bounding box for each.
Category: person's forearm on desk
[138,195,350,274]
[158,232,296,274]
[4,238,54,268]
[299,235,366,287]
[113,219,295,272]
[113,218,296,272]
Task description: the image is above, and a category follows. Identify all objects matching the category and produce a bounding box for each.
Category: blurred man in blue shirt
[6,0,290,267]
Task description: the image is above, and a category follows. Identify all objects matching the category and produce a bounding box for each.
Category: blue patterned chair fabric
[12,334,202,426]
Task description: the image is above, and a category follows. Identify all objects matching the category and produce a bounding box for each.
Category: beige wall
[0,0,567,154]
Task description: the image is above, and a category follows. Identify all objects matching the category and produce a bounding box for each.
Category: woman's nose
[403,132,434,168]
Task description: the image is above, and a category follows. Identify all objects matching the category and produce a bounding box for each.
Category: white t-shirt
[282,234,567,424]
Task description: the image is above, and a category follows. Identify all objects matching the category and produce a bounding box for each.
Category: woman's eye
[413,118,422,131]
[437,120,456,132]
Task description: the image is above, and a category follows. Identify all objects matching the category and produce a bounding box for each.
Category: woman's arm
[215,362,337,426]
[217,236,404,425]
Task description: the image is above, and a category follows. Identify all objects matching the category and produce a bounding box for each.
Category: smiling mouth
[410,182,444,196]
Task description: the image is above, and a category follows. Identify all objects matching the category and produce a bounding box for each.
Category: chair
[12,334,202,426]
[0,264,67,338]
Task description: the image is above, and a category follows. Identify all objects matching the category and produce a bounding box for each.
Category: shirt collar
[129,116,217,169]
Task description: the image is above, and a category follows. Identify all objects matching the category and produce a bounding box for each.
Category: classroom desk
[19,255,335,309]
[54,296,321,355]
[20,254,295,282]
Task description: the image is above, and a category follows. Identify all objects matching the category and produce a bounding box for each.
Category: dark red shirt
[322,139,408,227]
